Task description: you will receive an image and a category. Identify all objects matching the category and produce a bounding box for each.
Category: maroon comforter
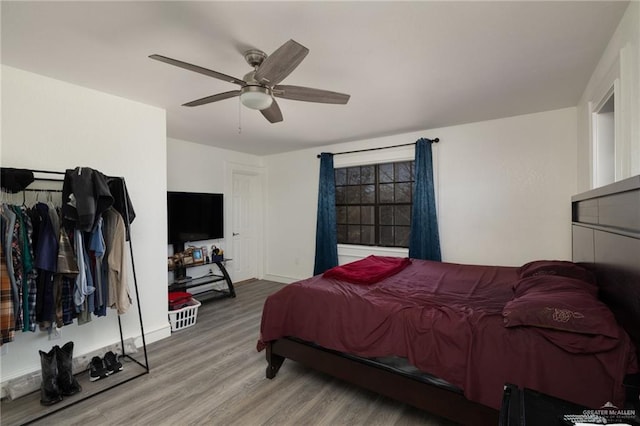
[259,259,636,410]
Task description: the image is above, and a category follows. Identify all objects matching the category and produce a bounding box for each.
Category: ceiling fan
[149,39,350,124]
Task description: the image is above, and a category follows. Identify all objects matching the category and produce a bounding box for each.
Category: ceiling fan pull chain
[237,96,242,134]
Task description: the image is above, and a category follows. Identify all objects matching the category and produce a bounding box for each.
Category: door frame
[225,161,266,280]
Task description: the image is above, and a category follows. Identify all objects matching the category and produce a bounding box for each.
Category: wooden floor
[5,280,455,426]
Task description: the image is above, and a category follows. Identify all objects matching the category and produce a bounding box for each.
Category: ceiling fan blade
[274,85,350,104]
[254,40,309,86]
[182,90,241,107]
[149,54,246,86]
[260,99,283,123]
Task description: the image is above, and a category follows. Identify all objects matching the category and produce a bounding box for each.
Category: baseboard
[0,324,171,401]
[263,274,301,284]
[140,323,172,346]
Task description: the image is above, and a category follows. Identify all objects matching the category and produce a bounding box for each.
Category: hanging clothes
[77,241,95,325]
[61,167,113,232]
[107,177,135,241]
[13,205,38,332]
[90,216,107,317]
[73,229,95,311]
[0,168,34,193]
[103,207,131,314]
[56,227,78,327]
[33,203,58,330]
[0,168,137,343]
[0,212,16,344]
[1,205,19,328]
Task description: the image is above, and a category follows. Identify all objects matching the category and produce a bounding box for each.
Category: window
[335,161,414,247]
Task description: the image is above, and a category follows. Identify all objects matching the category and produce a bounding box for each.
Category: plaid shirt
[12,206,38,332]
[1,220,15,344]
[9,207,24,331]
[58,227,78,325]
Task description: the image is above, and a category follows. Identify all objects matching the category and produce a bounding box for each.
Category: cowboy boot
[56,342,82,396]
[39,347,63,406]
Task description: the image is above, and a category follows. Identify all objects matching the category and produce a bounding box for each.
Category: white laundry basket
[168,298,201,331]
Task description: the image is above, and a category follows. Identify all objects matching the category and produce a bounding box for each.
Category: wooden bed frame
[265,175,640,426]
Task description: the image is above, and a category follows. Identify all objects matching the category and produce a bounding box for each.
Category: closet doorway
[228,163,264,283]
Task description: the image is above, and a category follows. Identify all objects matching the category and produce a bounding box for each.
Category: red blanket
[322,255,411,284]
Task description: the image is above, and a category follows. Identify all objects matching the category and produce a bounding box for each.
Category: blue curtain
[409,138,441,261]
[313,153,338,275]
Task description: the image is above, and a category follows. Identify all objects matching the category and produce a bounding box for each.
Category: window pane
[395,226,410,246]
[346,186,361,204]
[361,184,375,204]
[347,206,360,224]
[395,162,412,182]
[335,186,346,204]
[361,166,375,184]
[395,182,412,203]
[379,183,394,203]
[336,206,347,224]
[361,226,375,244]
[395,205,411,226]
[379,163,394,183]
[347,167,361,185]
[379,226,394,246]
[348,225,361,244]
[362,206,374,224]
[379,205,393,225]
[337,224,347,243]
[334,160,415,248]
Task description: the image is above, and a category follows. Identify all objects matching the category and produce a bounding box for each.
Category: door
[231,172,259,282]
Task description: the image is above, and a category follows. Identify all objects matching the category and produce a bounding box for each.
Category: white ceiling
[1,1,628,156]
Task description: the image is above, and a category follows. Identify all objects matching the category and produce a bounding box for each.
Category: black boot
[39,347,63,406]
[56,342,82,396]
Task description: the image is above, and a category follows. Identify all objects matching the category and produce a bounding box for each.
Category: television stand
[169,259,235,301]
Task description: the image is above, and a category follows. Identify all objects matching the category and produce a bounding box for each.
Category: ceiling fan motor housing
[244,49,267,68]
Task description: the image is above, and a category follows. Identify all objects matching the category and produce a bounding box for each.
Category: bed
[258,175,640,426]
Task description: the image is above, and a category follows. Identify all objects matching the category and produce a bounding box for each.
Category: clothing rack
[316,137,439,158]
[1,167,149,425]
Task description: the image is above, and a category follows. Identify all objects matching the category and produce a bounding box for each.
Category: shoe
[39,347,63,406]
[103,351,123,375]
[89,356,109,382]
[56,342,82,396]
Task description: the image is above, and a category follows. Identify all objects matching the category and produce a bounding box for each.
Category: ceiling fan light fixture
[240,86,273,110]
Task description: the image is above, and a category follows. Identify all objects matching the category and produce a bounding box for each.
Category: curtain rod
[316,138,439,158]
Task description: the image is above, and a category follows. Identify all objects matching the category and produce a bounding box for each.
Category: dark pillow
[503,286,619,338]
[513,275,598,298]
[518,260,596,285]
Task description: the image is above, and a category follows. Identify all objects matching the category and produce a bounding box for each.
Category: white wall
[167,137,263,193]
[264,107,577,283]
[577,1,640,191]
[0,66,168,384]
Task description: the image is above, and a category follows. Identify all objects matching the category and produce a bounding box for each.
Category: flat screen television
[167,191,224,245]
